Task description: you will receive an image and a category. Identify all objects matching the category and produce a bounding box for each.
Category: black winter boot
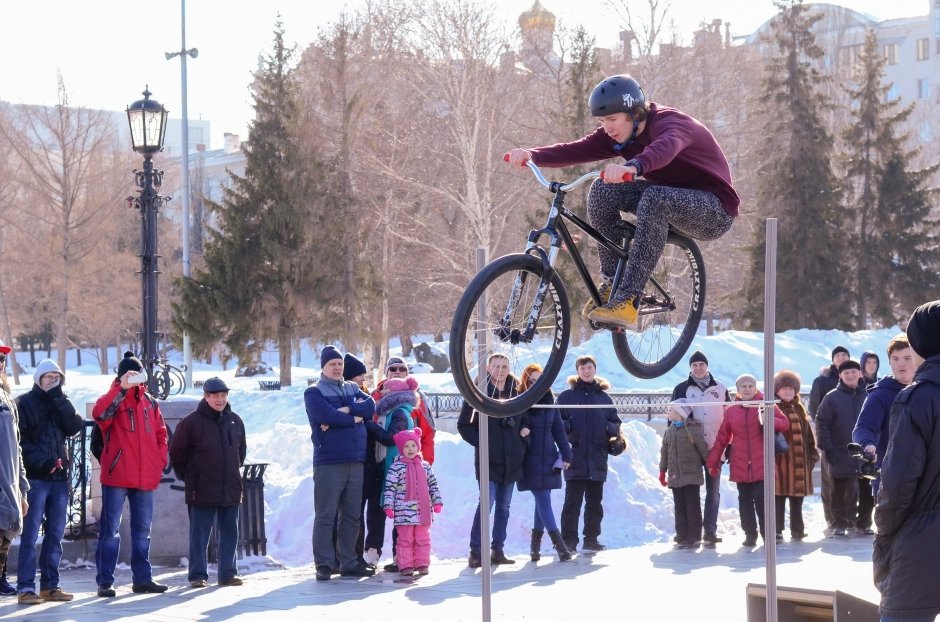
[491,548,515,565]
[548,529,573,562]
[468,550,482,568]
[530,529,544,562]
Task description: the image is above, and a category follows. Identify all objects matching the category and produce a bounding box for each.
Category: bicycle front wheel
[449,253,570,417]
[612,232,705,379]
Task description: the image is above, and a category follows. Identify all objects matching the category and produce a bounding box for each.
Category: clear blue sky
[0,1,928,149]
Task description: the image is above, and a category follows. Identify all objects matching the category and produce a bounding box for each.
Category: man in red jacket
[506,74,738,327]
[92,351,169,597]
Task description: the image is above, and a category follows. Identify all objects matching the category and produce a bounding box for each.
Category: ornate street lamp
[126,87,168,396]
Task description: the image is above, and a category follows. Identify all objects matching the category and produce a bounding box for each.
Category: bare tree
[1,75,133,368]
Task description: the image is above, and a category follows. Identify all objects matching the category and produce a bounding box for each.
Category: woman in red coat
[706,373,787,547]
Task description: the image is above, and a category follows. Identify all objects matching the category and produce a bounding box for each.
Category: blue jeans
[469,480,514,553]
[531,489,559,532]
[881,615,937,622]
[188,505,239,582]
[17,479,68,592]
[96,486,154,587]
[703,465,721,536]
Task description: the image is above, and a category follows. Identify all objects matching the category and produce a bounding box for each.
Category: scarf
[400,454,432,526]
[691,373,713,392]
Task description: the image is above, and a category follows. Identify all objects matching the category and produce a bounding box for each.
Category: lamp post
[126,87,168,397]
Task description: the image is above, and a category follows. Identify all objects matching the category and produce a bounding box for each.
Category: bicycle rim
[612,233,705,379]
[449,254,570,416]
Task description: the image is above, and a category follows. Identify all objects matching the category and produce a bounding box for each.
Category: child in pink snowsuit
[383,428,443,576]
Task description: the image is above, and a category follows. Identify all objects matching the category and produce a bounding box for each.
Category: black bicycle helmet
[588,75,645,116]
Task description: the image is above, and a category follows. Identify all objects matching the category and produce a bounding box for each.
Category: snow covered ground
[6,325,900,567]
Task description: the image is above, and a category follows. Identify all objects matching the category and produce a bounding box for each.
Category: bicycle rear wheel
[449,253,570,417]
[612,232,705,379]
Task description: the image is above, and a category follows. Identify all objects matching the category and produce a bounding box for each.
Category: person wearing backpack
[91,351,168,597]
[14,360,83,605]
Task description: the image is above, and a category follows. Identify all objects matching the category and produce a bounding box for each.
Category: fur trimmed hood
[566,375,611,391]
[377,388,417,415]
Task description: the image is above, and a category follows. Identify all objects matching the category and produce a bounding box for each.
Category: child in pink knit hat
[383,428,443,576]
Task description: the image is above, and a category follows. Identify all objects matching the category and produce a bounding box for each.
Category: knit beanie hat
[117,350,144,377]
[837,359,861,373]
[831,345,850,361]
[773,370,801,394]
[393,427,423,454]
[320,345,343,368]
[906,300,940,359]
[33,359,64,387]
[384,376,419,393]
[668,397,692,420]
[735,373,758,390]
[342,353,368,381]
[385,356,407,372]
[689,350,708,366]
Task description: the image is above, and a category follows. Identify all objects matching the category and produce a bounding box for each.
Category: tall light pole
[126,88,168,397]
[165,0,197,390]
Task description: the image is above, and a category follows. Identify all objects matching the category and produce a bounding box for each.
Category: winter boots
[530,529,544,562]
[491,548,515,565]
[548,529,573,561]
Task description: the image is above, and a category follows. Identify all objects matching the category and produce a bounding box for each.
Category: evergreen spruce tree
[843,29,939,326]
[173,20,341,384]
[743,0,848,330]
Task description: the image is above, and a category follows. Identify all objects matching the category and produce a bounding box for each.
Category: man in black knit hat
[874,301,940,620]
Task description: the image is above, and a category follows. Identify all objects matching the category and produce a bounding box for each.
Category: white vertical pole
[475,248,492,622]
[763,218,778,622]
[179,0,193,389]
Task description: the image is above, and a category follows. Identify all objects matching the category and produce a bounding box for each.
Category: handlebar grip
[504,152,529,165]
[599,171,635,182]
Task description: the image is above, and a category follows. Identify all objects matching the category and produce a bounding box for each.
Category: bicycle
[449,158,705,416]
[152,359,188,400]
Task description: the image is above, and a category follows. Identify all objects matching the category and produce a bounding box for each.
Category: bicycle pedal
[589,320,625,333]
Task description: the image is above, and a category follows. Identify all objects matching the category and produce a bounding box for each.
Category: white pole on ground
[763,218,779,622]
[475,248,492,622]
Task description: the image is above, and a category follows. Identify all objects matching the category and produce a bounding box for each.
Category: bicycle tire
[612,232,705,379]
[449,253,570,417]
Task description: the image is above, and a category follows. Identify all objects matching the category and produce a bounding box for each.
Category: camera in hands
[846,442,880,480]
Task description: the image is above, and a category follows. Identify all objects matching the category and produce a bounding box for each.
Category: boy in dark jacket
[15,360,83,604]
[659,399,708,549]
[557,355,622,552]
[815,360,867,537]
[853,334,917,498]
[874,301,940,620]
[457,353,527,568]
[305,346,375,582]
[169,377,246,588]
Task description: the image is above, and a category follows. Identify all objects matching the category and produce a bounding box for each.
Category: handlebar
[503,153,634,191]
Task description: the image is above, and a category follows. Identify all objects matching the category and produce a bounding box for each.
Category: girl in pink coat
[383,429,443,576]
[706,374,787,547]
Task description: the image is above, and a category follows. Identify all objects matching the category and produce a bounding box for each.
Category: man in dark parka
[169,377,247,588]
[874,301,940,621]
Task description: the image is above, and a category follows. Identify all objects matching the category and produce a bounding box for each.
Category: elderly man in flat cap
[170,377,246,588]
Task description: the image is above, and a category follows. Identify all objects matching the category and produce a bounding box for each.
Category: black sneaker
[340,564,375,578]
[97,585,116,598]
[315,566,331,582]
[132,580,168,594]
[702,533,722,544]
[0,577,16,596]
[742,534,758,547]
[831,528,847,537]
[582,540,606,551]
[383,562,399,573]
